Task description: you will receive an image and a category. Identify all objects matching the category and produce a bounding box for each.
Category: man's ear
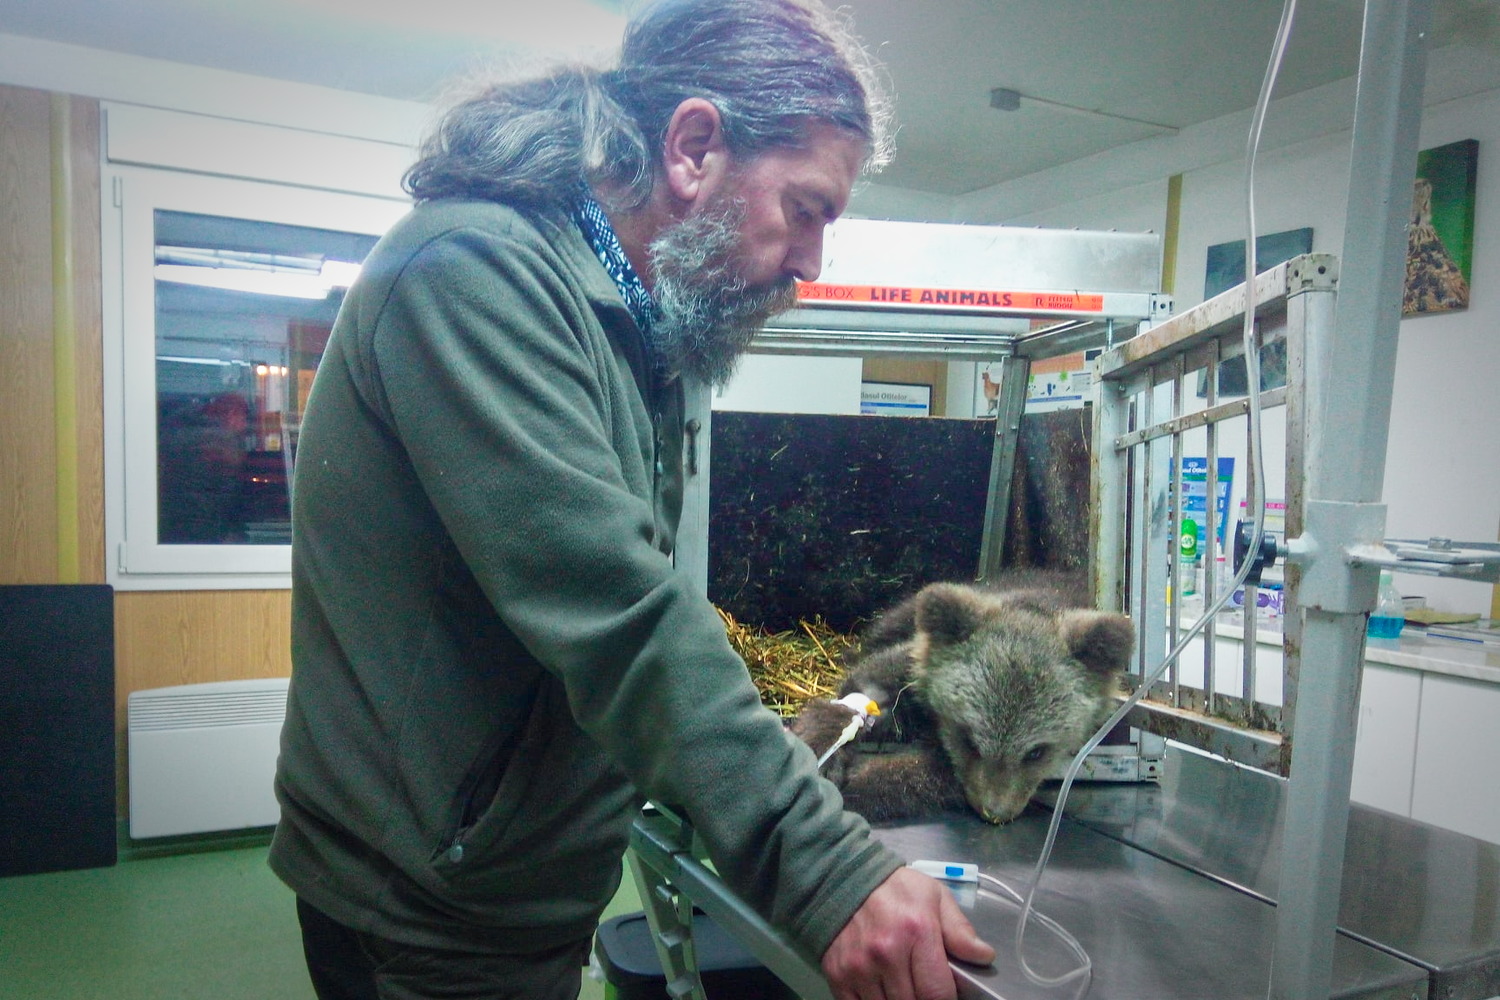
[661,98,729,206]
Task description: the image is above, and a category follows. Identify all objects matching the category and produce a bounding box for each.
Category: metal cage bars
[1091,253,1338,772]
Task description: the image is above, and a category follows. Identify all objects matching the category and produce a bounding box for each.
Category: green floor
[0,842,641,1000]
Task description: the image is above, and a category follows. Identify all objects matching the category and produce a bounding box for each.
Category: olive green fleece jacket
[269,197,901,961]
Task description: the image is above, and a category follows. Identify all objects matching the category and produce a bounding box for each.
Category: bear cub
[789,571,1134,824]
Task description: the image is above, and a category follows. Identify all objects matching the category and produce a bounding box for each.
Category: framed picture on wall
[1404,138,1478,317]
[1201,226,1314,396]
[1204,226,1315,300]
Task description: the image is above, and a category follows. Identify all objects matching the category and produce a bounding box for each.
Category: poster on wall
[1023,351,1095,414]
[1404,138,1478,317]
[1201,227,1313,396]
[1204,227,1315,300]
[861,381,931,417]
[974,350,1102,416]
[1177,457,1235,550]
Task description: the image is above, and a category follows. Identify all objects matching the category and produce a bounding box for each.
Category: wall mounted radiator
[127,678,289,838]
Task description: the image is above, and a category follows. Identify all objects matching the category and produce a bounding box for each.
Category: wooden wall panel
[0,88,102,585]
[69,96,106,585]
[114,590,293,812]
[0,86,59,583]
[115,590,293,694]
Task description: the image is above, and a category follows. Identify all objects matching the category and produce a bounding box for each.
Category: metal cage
[1090,252,1339,774]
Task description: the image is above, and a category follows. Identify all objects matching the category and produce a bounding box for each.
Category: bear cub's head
[908,582,1134,824]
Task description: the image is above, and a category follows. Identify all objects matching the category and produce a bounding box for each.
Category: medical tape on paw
[815,692,881,769]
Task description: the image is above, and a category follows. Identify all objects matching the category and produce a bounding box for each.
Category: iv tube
[1010,0,1301,987]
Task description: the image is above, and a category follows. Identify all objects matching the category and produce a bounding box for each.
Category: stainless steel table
[628,777,1431,1000]
[1047,745,1500,1000]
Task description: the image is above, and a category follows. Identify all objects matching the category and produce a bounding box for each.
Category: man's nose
[785,230,826,283]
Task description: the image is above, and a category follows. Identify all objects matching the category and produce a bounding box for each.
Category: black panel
[707,410,1092,633]
[708,412,990,633]
[0,585,117,876]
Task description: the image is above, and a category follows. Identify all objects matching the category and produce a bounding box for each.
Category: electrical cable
[1010,0,1301,988]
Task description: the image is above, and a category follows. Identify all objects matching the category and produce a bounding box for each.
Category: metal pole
[1279,257,1341,748]
[1242,397,1259,708]
[978,354,1029,581]
[1141,375,1171,697]
[1090,373,1130,614]
[1271,2,1431,998]
[675,376,714,597]
[1170,357,1186,707]
[1316,2,1431,506]
[1204,340,1221,711]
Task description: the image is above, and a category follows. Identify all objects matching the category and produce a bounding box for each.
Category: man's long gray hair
[402,0,892,209]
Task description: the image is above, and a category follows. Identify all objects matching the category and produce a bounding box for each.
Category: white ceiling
[1,0,1497,196]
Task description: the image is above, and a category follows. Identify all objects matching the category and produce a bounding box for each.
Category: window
[154,211,378,546]
[107,167,407,588]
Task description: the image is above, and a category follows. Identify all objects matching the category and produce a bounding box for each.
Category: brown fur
[789,572,1133,824]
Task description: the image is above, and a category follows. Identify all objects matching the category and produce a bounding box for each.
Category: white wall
[960,51,1500,616]
[1173,133,1352,308]
[0,33,428,146]
[713,355,863,414]
[1384,87,1500,612]
[1001,176,1170,241]
[847,180,959,223]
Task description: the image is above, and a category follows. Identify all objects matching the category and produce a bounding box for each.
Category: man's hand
[820,866,996,1000]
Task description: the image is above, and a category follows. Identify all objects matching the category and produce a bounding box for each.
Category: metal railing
[1090,253,1339,773]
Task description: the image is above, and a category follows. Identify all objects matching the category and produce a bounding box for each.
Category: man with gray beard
[270,2,993,998]
[647,192,800,385]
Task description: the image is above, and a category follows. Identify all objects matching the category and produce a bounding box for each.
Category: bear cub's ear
[912,583,990,649]
[1058,610,1135,677]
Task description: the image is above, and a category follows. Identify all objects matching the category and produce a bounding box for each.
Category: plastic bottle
[1178,518,1199,598]
[1367,571,1406,639]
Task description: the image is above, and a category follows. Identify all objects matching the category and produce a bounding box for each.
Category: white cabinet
[1180,624,1500,844]
[1409,673,1500,843]
[1348,634,1500,844]
[1350,664,1421,818]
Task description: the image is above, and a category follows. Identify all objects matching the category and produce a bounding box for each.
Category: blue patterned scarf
[573,194,662,376]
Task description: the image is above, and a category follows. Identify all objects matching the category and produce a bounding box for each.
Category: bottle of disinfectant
[1367,571,1406,639]
[1178,518,1200,598]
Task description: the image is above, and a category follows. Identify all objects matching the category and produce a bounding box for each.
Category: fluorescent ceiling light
[156,355,252,367]
[154,253,362,299]
[155,264,332,299]
[319,259,362,287]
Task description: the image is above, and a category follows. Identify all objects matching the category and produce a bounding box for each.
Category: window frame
[104,166,408,590]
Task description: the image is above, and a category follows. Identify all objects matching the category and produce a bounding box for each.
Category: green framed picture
[1405,138,1478,316]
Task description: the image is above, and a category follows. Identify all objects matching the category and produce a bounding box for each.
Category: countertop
[1174,600,1500,686]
